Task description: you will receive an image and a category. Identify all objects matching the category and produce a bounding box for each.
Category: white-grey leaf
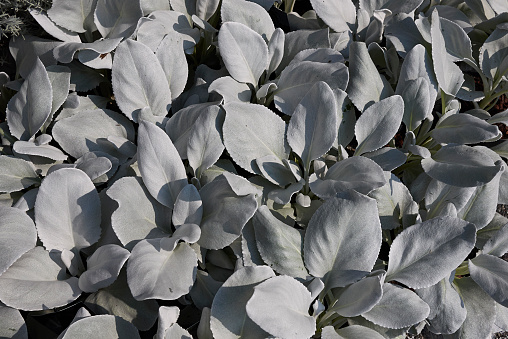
[0,247,81,311]
[138,120,188,209]
[0,156,39,193]
[432,113,501,144]
[483,222,508,256]
[156,32,188,100]
[208,76,251,103]
[323,324,385,339]
[172,184,203,228]
[246,275,315,339]
[218,22,268,86]
[480,27,508,81]
[469,254,508,307]
[386,216,476,289]
[94,0,142,39]
[195,0,219,20]
[267,28,284,76]
[112,39,172,122]
[35,168,101,251]
[304,191,382,290]
[61,315,140,339]
[362,283,430,329]
[354,95,404,155]
[398,77,431,131]
[309,0,356,33]
[53,38,121,64]
[189,270,222,310]
[424,179,476,220]
[47,0,97,33]
[127,239,197,300]
[29,9,81,42]
[0,304,28,339]
[221,0,275,41]
[332,274,383,317]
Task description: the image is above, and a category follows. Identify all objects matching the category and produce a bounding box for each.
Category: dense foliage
[1,0,508,338]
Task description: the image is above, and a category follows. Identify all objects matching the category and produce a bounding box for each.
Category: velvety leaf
[362,148,407,171]
[223,102,289,174]
[354,95,404,155]
[480,27,508,81]
[469,254,508,307]
[421,144,504,187]
[61,315,140,339]
[221,0,275,41]
[287,81,337,172]
[218,22,268,86]
[0,304,28,339]
[198,174,258,249]
[196,0,219,20]
[0,247,81,311]
[483,222,508,256]
[156,32,188,100]
[35,168,101,251]
[246,275,315,339]
[172,184,202,228]
[252,206,307,279]
[210,266,274,339]
[0,206,37,275]
[277,29,330,73]
[424,179,476,219]
[362,283,430,329]
[432,113,501,144]
[47,0,96,33]
[13,140,67,161]
[346,42,394,111]
[386,216,476,289]
[304,191,382,290]
[29,9,81,42]
[78,244,130,293]
[6,57,52,140]
[127,239,197,300]
[53,38,121,65]
[398,77,431,131]
[112,39,172,121]
[52,108,135,159]
[107,177,172,250]
[138,120,188,209]
[267,28,284,76]
[208,76,251,103]
[309,0,356,33]
[322,324,385,339]
[332,274,383,317]
[189,270,222,310]
[94,0,142,39]
[0,156,39,193]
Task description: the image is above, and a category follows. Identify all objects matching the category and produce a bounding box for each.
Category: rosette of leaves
[1,0,508,338]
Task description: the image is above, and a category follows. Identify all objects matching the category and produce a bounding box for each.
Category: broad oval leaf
[333,275,383,317]
[304,191,382,290]
[0,304,28,339]
[322,325,385,339]
[210,266,274,339]
[127,239,197,301]
[386,216,476,289]
[0,247,81,311]
[0,206,37,275]
[309,0,356,33]
[112,39,172,121]
[480,27,508,81]
[355,95,404,155]
[252,206,308,279]
[223,102,289,174]
[218,22,268,86]
[61,315,140,339]
[6,57,52,141]
[94,0,142,39]
[432,113,501,144]
[0,156,39,193]
[13,140,68,161]
[172,184,203,228]
[221,0,275,41]
[287,81,337,172]
[398,77,431,131]
[156,33,189,100]
[246,275,315,339]
[421,144,504,187]
[469,254,508,307]
[29,9,81,42]
[483,222,508,256]
[362,283,430,329]
[47,0,96,33]
[107,177,172,250]
[138,120,188,209]
[208,76,251,103]
[35,168,101,251]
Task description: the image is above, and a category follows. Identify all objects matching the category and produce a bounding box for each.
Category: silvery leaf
[198,174,258,250]
[385,14,426,57]
[156,32,188,100]
[107,177,172,250]
[252,206,307,279]
[482,222,508,256]
[127,239,197,300]
[287,81,337,172]
[0,206,37,276]
[138,120,188,209]
[78,244,130,293]
[346,42,394,112]
[221,0,275,41]
[256,155,296,187]
[195,0,220,20]
[322,325,385,339]
[29,9,81,42]
[197,307,213,339]
[433,5,473,33]
[0,304,27,339]
[477,213,508,249]
[354,95,404,155]
[61,315,140,339]
[496,304,508,332]
[267,28,284,76]
[223,102,289,174]
[469,254,508,307]
[308,0,356,33]
[268,179,305,205]
[332,274,383,317]
[246,275,315,339]
[424,179,476,220]
[67,61,106,91]
[6,57,52,141]
[430,11,464,96]
[422,144,504,187]
[362,283,430,329]
[397,77,431,131]
[386,216,476,289]
[85,269,159,331]
[0,156,39,193]
[189,270,222,310]
[94,0,142,39]
[12,188,38,212]
[172,184,202,228]
[450,277,496,339]
[218,22,268,86]
[277,29,330,73]
[304,191,382,290]
[155,306,179,339]
[10,36,61,79]
[140,0,170,15]
[362,148,407,171]
[187,105,225,179]
[208,76,251,103]
[0,247,80,311]
[47,0,96,33]
[112,39,172,121]
[415,272,466,335]
[35,168,101,251]
[480,27,508,81]
[438,16,474,62]
[309,156,387,199]
[75,153,113,182]
[368,172,418,230]
[432,113,500,144]
[210,266,274,339]
[53,38,121,65]
[242,220,265,267]
[359,0,423,15]
[52,108,135,159]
